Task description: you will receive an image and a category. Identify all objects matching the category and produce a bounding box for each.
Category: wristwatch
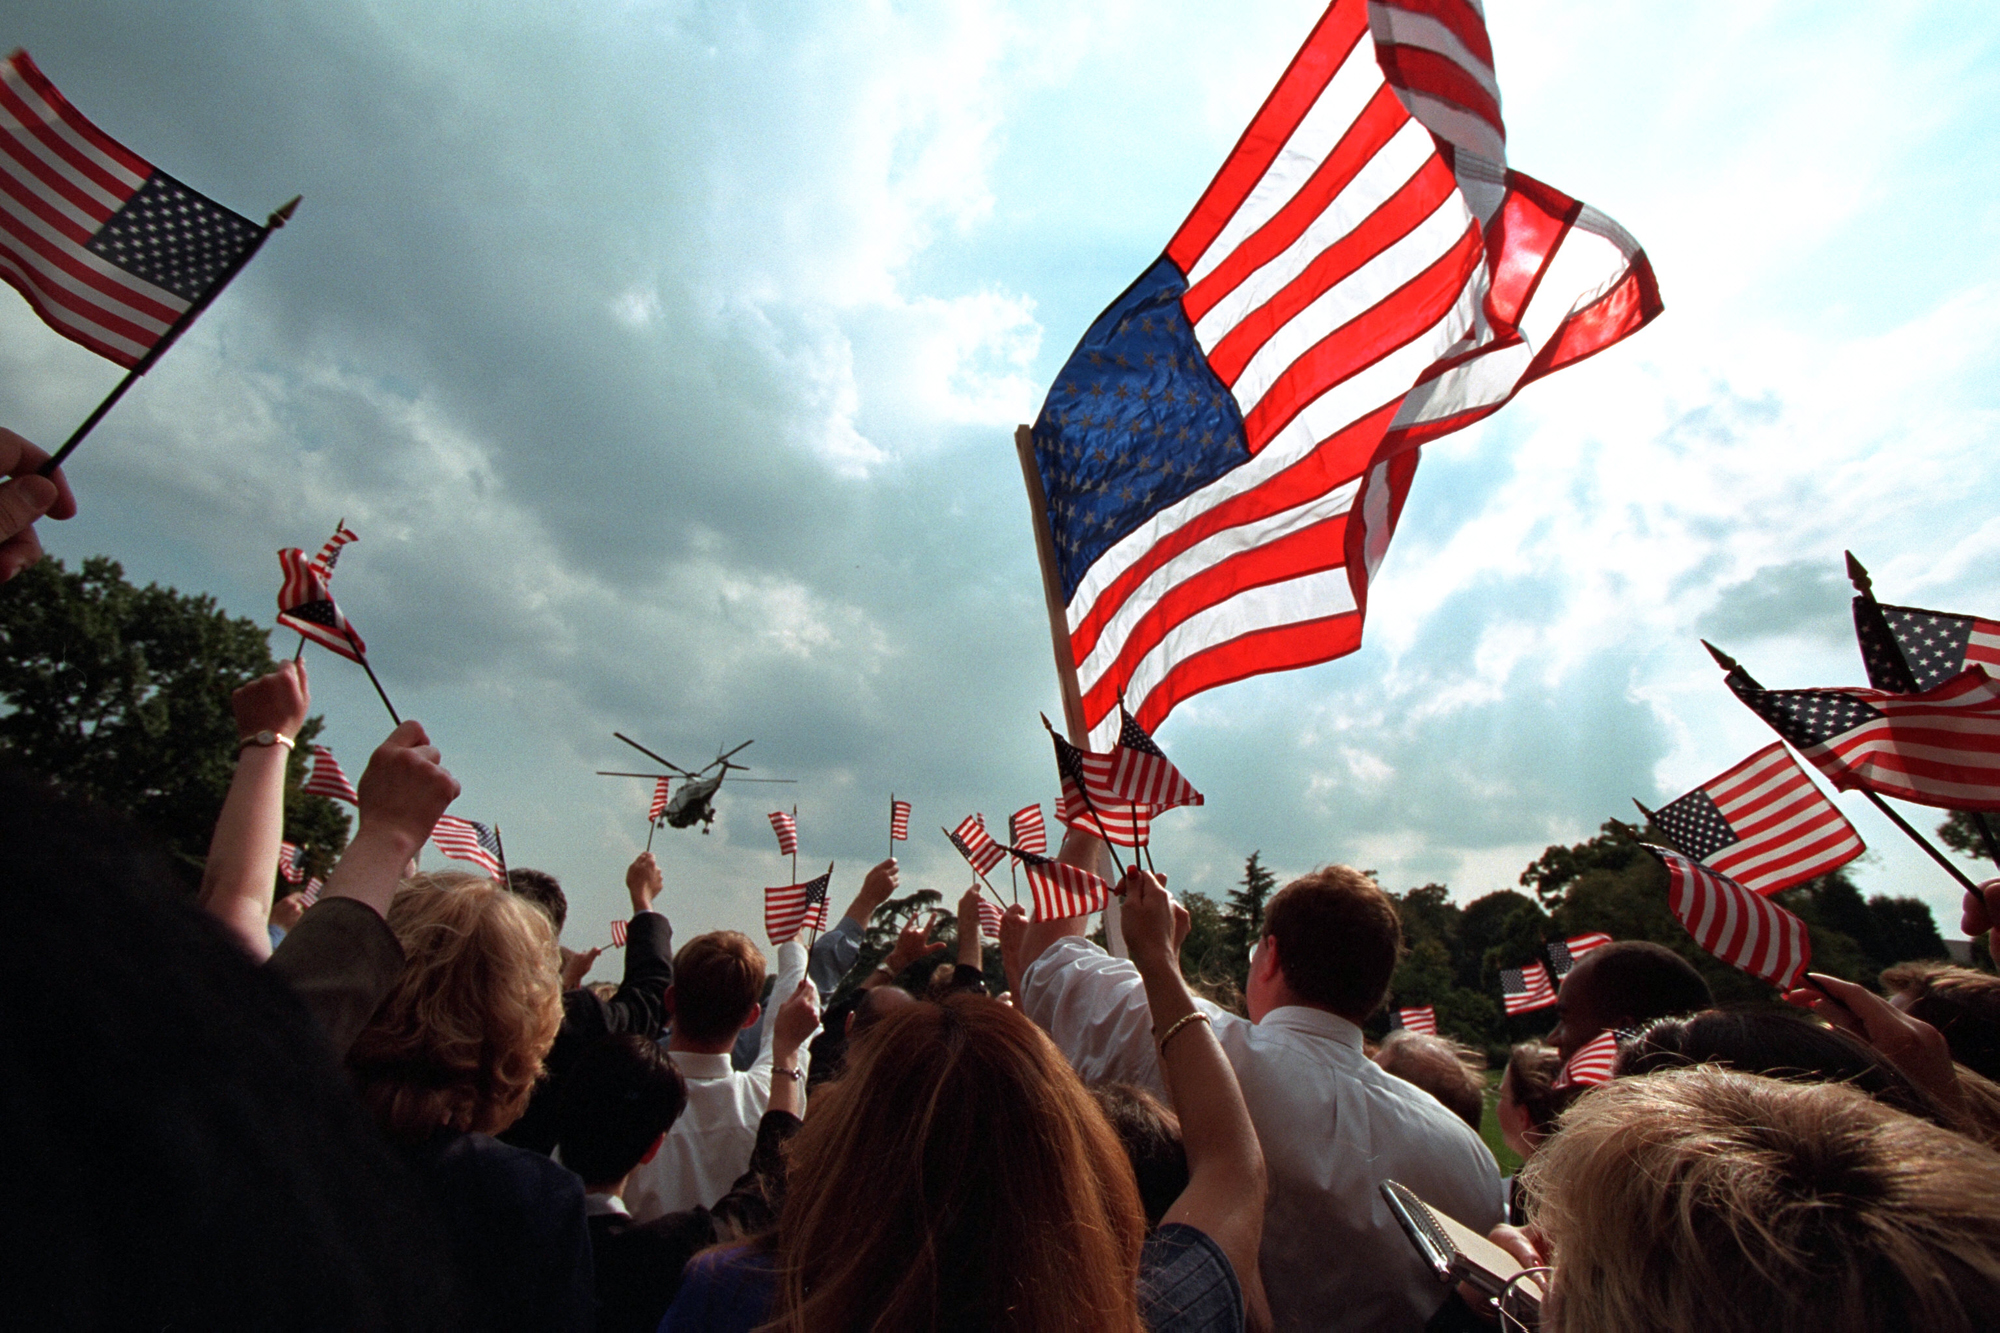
[238,730,296,753]
[773,1065,804,1083]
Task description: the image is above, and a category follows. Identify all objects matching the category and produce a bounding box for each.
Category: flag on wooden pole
[1647,844,1812,989]
[768,810,799,857]
[765,870,831,946]
[1645,743,1863,895]
[1500,963,1557,1015]
[890,798,911,842]
[1393,1005,1437,1036]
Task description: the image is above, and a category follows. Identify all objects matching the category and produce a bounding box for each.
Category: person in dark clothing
[504,851,675,1154]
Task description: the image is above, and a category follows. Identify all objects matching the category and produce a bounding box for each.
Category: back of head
[0,767,454,1329]
[1523,1067,2000,1333]
[1883,962,2000,1082]
[1089,1082,1189,1229]
[1565,941,1711,1034]
[1263,865,1401,1020]
[347,873,563,1142]
[504,866,567,937]
[1618,1007,1950,1126]
[1374,1031,1487,1130]
[670,931,767,1044]
[848,983,915,1042]
[773,995,1145,1333]
[554,1034,688,1188]
[1503,1042,1568,1140]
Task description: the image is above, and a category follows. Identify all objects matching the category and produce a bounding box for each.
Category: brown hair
[347,873,563,1144]
[670,931,767,1044]
[767,995,1146,1332]
[1375,1031,1487,1130]
[1502,1042,1568,1140]
[1882,961,2000,1083]
[1089,1082,1188,1229]
[1523,1068,2000,1332]
[1261,865,1401,1020]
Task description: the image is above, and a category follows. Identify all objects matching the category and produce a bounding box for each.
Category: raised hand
[884,910,947,975]
[773,976,822,1058]
[1784,970,1962,1110]
[626,851,663,914]
[232,660,311,741]
[562,945,603,991]
[354,721,460,855]
[1118,867,1178,972]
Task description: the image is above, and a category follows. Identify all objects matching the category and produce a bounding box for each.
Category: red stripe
[1374,0,1495,67]
[0,202,182,326]
[1204,154,1458,386]
[0,256,140,365]
[1078,512,1352,722]
[1517,256,1664,386]
[1240,219,1483,451]
[6,52,152,178]
[1132,607,1364,737]
[1167,0,1370,272]
[1069,400,1397,664]
[1374,44,1502,139]
[0,66,143,204]
[0,122,119,226]
[1183,84,1414,326]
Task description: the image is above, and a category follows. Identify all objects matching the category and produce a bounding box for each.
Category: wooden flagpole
[790,804,798,885]
[43,197,301,476]
[941,826,1011,909]
[341,627,400,725]
[492,825,510,887]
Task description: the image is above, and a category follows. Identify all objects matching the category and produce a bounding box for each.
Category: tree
[1219,851,1277,987]
[0,556,349,882]
[1176,890,1230,986]
[1938,810,2000,867]
[1519,819,1649,910]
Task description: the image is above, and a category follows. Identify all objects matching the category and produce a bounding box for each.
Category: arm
[862,911,946,990]
[320,720,460,919]
[1124,869,1270,1330]
[753,935,812,1073]
[594,852,674,1037]
[767,976,820,1119]
[812,858,897,993]
[0,427,76,583]
[199,663,312,960]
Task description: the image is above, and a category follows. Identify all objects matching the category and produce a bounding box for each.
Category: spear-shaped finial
[1701,640,1738,672]
[269,195,302,228]
[1632,798,1656,825]
[1844,550,1874,598]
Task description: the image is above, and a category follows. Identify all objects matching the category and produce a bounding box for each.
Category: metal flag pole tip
[1701,640,1738,672]
[1844,550,1873,595]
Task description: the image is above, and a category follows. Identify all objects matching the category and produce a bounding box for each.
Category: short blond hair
[347,873,562,1142]
[1523,1067,2000,1332]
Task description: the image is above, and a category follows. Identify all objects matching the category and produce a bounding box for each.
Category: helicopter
[597,734,796,833]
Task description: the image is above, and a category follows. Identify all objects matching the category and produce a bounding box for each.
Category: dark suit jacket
[505,909,675,1153]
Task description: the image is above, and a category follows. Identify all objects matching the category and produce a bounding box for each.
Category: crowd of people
[10,443,2000,1329]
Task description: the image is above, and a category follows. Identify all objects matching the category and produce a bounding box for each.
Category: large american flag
[0,51,267,367]
[1009,803,1048,857]
[1647,845,1811,990]
[276,524,366,663]
[1108,707,1204,812]
[1725,666,2000,813]
[890,798,911,842]
[1499,962,1557,1015]
[948,815,1008,877]
[1019,849,1112,923]
[1393,1005,1437,1035]
[765,871,831,947]
[1647,743,1863,896]
[1855,597,2000,694]
[1026,0,1660,747]
[768,810,799,857]
[302,744,359,804]
[431,814,503,878]
[1545,930,1611,980]
[1050,726,1153,847]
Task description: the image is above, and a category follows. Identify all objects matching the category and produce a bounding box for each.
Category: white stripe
[1192,119,1437,347]
[1074,476,1361,688]
[0,63,145,200]
[1187,36,1388,287]
[0,251,151,359]
[1366,5,1501,103]
[1226,194,1474,422]
[1393,91,1505,168]
[0,126,111,231]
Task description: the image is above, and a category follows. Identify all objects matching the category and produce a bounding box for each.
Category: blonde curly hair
[347,872,563,1143]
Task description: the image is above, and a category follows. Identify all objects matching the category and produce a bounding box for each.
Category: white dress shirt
[624,939,811,1221]
[1021,936,1502,1333]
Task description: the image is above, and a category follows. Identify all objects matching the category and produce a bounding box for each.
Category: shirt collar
[1258,1005,1365,1049]
[584,1192,630,1218]
[668,1050,737,1080]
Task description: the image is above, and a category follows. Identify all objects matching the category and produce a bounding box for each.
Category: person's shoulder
[432,1132,586,1211]
[660,1244,777,1333]
[1140,1223,1244,1333]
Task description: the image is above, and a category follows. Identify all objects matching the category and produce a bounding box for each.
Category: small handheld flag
[297,876,324,908]
[949,815,1007,877]
[976,898,1006,940]
[1108,706,1203,811]
[610,919,628,948]
[769,810,799,857]
[1546,932,1612,980]
[431,815,504,879]
[765,870,832,947]
[277,543,365,663]
[1393,1006,1438,1036]
[1500,963,1558,1016]
[303,744,359,804]
[1647,844,1811,990]
[1553,1030,1619,1088]
[1017,847,1112,922]
[1009,803,1048,857]
[1047,718,1148,852]
[277,841,306,884]
[890,798,911,842]
[648,777,672,823]
[1644,742,1863,896]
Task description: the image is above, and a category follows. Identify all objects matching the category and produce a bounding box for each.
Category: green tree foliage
[1176,889,1230,986]
[1938,810,2000,866]
[1219,851,1276,987]
[0,556,349,883]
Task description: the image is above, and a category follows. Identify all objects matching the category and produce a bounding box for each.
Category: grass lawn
[1479,1069,1522,1175]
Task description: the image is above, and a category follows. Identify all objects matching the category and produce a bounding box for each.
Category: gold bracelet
[1156,1010,1211,1054]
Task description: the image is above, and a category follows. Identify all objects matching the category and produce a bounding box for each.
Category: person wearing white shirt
[624,928,815,1221]
[1014,847,1502,1332]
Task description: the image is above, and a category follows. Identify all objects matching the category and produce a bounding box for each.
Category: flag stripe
[2,55,150,187]
[1654,845,1810,988]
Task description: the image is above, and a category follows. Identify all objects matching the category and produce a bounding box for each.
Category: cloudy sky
[9,1,1999,961]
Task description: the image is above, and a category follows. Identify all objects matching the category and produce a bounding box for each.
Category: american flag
[1647,845,1811,990]
[1026,0,1660,748]
[765,871,831,947]
[976,898,1006,940]
[648,777,672,823]
[1009,803,1048,857]
[1500,962,1557,1015]
[1647,743,1864,896]
[1019,848,1112,923]
[1724,665,2000,813]
[1393,1005,1437,1035]
[890,798,911,842]
[768,810,798,857]
[1545,930,1612,979]
[302,744,359,804]
[431,814,503,878]
[276,841,306,884]
[948,815,1008,877]
[1108,707,1204,812]
[1050,726,1154,847]
[1553,1029,1618,1088]
[297,876,324,908]
[276,526,367,663]
[0,51,268,367]
[1855,597,2000,694]
[610,919,628,948]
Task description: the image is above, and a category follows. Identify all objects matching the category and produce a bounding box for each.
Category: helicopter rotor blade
[722,777,798,784]
[596,771,676,779]
[614,732,696,777]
